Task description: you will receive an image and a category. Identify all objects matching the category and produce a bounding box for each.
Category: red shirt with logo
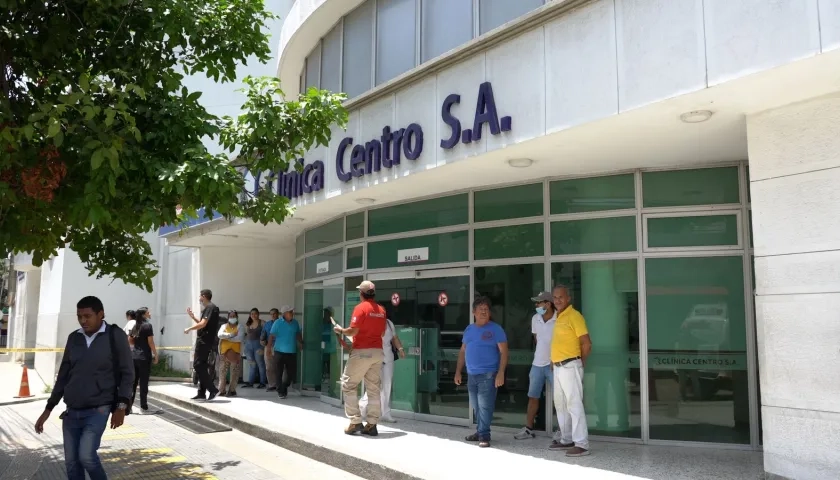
[349,299,387,350]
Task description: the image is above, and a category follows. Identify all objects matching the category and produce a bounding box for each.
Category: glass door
[368,268,472,426]
[320,279,345,404]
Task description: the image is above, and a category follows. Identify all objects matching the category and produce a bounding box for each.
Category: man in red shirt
[333,280,386,436]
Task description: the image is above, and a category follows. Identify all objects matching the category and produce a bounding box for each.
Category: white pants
[552,359,589,450]
[360,360,394,420]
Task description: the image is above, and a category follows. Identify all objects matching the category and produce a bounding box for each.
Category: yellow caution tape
[0,346,194,353]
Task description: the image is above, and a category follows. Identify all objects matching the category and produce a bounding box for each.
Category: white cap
[279,305,294,314]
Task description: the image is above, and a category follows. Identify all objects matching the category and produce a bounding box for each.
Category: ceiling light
[507,158,533,168]
[679,110,713,123]
[356,198,376,205]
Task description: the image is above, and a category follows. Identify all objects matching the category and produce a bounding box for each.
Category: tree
[0,1,347,291]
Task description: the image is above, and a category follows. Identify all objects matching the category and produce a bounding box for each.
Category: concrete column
[747,93,840,480]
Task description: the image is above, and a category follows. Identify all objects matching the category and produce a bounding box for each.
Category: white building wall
[748,93,840,480]
[157,245,199,372]
[34,251,66,382]
[198,246,296,312]
[10,270,41,364]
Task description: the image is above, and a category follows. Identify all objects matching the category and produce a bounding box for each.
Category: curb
[147,390,421,480]
[148,377,190,383]
[0,395,48,407]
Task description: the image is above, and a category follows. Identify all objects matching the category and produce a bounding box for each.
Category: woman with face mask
[217,310,243,397]
[241,308,267,389]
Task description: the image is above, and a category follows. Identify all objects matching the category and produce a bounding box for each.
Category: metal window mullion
[371,0,378,89]
[740,162,760,448]
[548,209,637,222]
[635,169,650,444]
[468,190,474,262]
[542,177,553,434]
[473,215,544,229]
[472,0,480,38]
[339,17,345,92]
[415,0,421,67]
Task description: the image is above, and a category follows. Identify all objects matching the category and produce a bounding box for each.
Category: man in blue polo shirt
[268,305,303,399]
[454,296,508,448]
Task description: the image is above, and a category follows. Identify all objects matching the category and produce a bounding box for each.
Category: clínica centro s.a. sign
[248,82,513,199]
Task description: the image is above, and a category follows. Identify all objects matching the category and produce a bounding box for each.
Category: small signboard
[391,293,401,306]
[397,247,429,264]
[316,261,330,274]
[438,292,449,307]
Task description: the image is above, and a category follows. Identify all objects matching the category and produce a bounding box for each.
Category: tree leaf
[91,148,105,169]
[47,119,61,138]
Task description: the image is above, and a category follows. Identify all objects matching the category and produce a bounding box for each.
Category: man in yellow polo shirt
[550,285,592,457]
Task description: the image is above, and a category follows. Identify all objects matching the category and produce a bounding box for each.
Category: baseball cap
[279,305,294,314]
[356,280,376,294]
[530,291,553,303]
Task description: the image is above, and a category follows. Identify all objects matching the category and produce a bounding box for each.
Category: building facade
[102,1,840,479]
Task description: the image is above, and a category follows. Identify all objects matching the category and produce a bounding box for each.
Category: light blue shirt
[270,319,301,354]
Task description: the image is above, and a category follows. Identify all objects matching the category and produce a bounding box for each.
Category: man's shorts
[527,364,553,398]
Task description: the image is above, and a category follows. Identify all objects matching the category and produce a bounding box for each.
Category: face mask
[536,307,547,315]
[228,318,238,325]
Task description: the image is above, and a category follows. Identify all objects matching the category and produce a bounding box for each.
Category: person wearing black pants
[186,289,221,401]
[128,307,158,414]
[273,353,297,397]
[267,305,303,399]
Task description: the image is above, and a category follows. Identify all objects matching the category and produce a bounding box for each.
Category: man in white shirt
[514,291,556,439]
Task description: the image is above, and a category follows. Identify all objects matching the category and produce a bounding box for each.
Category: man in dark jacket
[34,295,134,480]
[185,288,221,400]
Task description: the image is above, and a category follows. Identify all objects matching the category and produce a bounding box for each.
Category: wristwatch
[116,402,128,411]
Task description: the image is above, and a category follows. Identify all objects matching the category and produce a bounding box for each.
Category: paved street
[0,400,364,480]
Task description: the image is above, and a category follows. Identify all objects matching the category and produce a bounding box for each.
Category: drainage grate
[144,401,232,435]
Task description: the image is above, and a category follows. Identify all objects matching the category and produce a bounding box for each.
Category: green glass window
[642,167,740,208]
[301,286,323,391]
[304,248,343,279]
[367,194,468,237]
[474,223,544,260]
[367,231,468,269]
[346,246,363,270]
[295,234,304,258]
[346,212,365,241]
[295,260,303,282]
[474,263,544,429]
[305,218,344,253]
[474,183,543,222]
[551,259,641,438]
[645,255,749,444]
[550,174,635,215]
[745,166,751,203]
[647,215,739,248]
[550,216,636,255]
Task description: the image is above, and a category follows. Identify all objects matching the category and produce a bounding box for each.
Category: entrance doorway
[368,268,471,425]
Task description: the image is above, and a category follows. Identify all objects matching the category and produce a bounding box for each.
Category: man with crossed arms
[550,284,592,457]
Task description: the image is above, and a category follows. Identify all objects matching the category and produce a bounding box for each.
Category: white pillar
[747,93,840,480]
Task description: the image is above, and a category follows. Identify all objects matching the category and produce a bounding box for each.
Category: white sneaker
[380,416,396,423]
[514,426,535,440]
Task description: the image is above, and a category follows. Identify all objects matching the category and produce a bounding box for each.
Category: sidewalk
[0,361,48,406]
[148,383,763,480]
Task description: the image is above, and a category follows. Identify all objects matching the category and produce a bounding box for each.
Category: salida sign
[245,81,512,198]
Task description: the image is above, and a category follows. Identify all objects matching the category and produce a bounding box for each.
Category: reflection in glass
[474,264,544,429]
[342,0,374,98]
[318,284,344,398]
[552,260,641,438]
[473,223,544,260]
[422,0,474,62]
[645,256,749,444]
[479,0,544,34]
[304,217,343,253]
[642,167,740,208]
[647,215,739,248]
[368,193,468,237]
[376,0,417,85]
[304,248,343,280]
[301,287,323,391]
[549,174,635,214]
[375,275,471,419]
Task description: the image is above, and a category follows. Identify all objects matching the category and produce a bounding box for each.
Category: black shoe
[207,390,219,401]
[191,394,206,401]
[266,387,277,392]
[278,394,287,399]
[241,383,253,389]
[362,424,378,437]
[257,384,266,389]
[227,391,237,397]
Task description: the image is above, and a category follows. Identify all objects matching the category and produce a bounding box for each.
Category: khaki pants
[342,348,384,425]
[217,354,241,394]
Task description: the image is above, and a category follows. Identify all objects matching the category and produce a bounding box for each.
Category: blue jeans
[468,371,497,440]
[62,406,110,480]
[244,340,267,385]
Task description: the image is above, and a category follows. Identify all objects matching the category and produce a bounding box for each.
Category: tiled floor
[150,382,765,480]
